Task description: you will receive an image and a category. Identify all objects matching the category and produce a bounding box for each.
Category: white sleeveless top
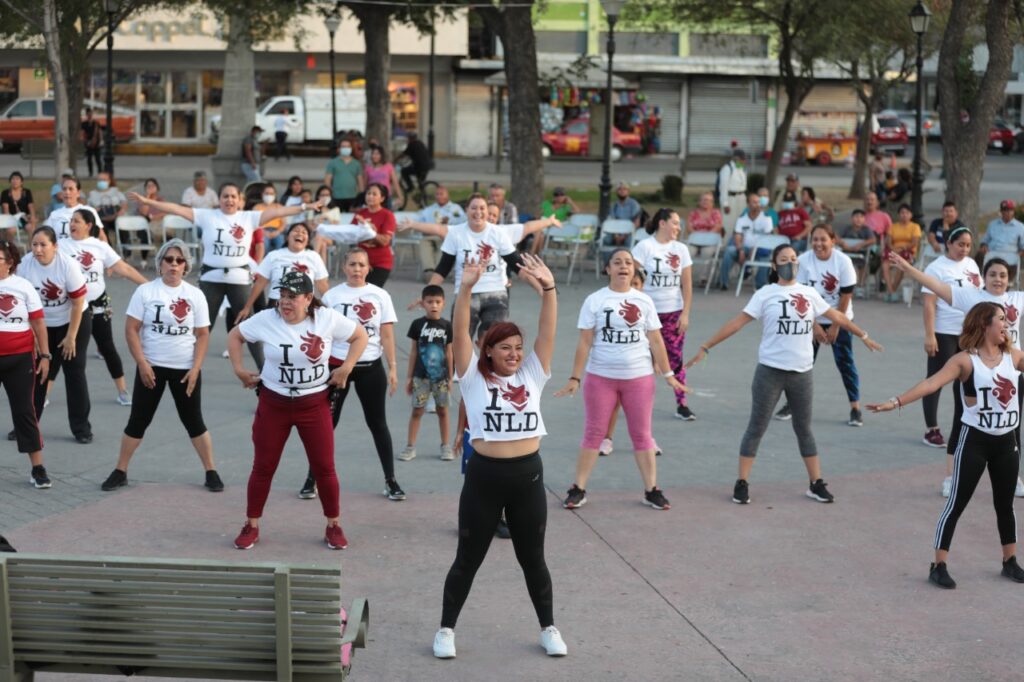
[960,352,1021,436]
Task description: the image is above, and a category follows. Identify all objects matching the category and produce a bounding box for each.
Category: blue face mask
[758,196,769,207]
[781,201,795,210]
[339,147,352,157]
[96,180,109,191]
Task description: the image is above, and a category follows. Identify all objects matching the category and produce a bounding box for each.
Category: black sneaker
[848,408,864,427]
[6,429,15,441]
[1001,556,1024,583]
[30,465,51,489]
[732,479,750,504]
[101,469,127,491]
[643,487,671,510]
[774,405,792,421]
[563,484,587,509]
[204,470,225,492]
[929,561,956,589]
[806,478,834,503]
[384,478,406,501]
[495,515,511,539]
[298,475,317,500]
[74,433,93,444]
[674,405,696,421]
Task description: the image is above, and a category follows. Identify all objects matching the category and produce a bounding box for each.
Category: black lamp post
[324,10,341,148]
[598,0,625,223]
[909,0,931,223]
[103,0,118,176]
[428,10,436,161]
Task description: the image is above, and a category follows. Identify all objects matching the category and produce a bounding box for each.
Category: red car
[989,118,1015,154]
[542,118,642,161]
[871,116,908,156]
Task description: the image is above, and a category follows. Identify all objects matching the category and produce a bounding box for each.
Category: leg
[784,368,819,460]
[90,308,125,386]
[922,334,956,431]
[352,360,396,481]
[165,367,214,471]
[35,324,68,421]
[618,374,658,489]
[657,311,687,406]
[63,313,93,438]
[3,353,44,460]
[575,373,621,489]
[295,396,341,520]
[934,428,988,556]
[246,392,293,521]
[719,244,738,288]
[417,236,441,273]
[223,283,264,368]
[738,364,787,464]
[986,434,1020,558]
[365,268,390,288]
[119,367,170,470]
[830,328,861,408]
[407,407,425,447]
[504,455,554,628]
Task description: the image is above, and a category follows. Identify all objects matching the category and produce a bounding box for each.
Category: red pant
[246,388,339,519]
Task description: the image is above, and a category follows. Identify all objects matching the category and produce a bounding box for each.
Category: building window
[535,30,587,53]
[689,33,769,58]
[599,32,678,56]
[0,69,17,110]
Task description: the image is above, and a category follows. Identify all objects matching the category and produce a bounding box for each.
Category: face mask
[96,180,109,191]
[758,196,769,207]
[339,147,352,157]
[781,201,795,210]
[776,262,797,281]
[262,194,275,204]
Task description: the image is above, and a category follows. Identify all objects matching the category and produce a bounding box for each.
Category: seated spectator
[741,187,779,227]
[863,191,892,241]
[978,199,1024,279]
[137,178,167,243]
[718,192,775,290]
[837,208,877,288]
[489,182,517,224]
[415,184,466,276]
[800,186,832,225]
[776,190,812,252]
[254,183,285,251]
[48,168,76,215]
[881,203,922,301]
[926,200,965,252]
[609,182,642,227]
[886,168,912,209]
[1,171,36,237]
[542,187,577,222]
[686,191,723,237]
[181,170,219,210]
[89,172,131,253]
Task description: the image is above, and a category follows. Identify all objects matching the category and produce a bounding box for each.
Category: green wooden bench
[0,553,368,682]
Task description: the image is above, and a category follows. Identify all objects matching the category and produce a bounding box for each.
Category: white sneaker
[941,476,952,498]
[399,445,416,462]
[433,627,456,659]
[221,349,229,358]
[116,391,132,406]
[440,444,454,461]
[540,625,567,656]
[426,395,437,413]
[1016,477,1024,498]
[598,437,613,457]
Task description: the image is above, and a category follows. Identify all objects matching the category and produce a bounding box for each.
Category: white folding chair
[321,213,356,275]
[161,214,202,262]
[114,216,153,265]
[687,231,723,295]
[633,227,651,244]
[0,215,21,249]
[736,234,790,296]
[541,223,588,284]
[596,219,636,278]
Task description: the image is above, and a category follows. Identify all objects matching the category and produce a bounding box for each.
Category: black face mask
[776,262,797,281]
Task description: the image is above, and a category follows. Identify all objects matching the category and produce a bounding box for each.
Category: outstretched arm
[521,216,560,238]
[259,199,323,226]
[868,353,968,412]
[453,258,485,377]
[127,192,194,223]
[887,251,952,304]
[821,309,884,352]
[518,253,557,372]
[685,312,754,367]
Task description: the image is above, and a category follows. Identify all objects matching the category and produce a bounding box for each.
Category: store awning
[483,65,637,90]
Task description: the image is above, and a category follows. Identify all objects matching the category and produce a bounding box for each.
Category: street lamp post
[909,0,931,223]
[428,11,436,161]
[598,0,625,224]
[103,0,118,176]
[324,11,341,149]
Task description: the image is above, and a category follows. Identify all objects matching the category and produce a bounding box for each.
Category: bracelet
[542,286,556,292]
[663,370,675,378]
[37,353,51,360]
[860,331,869,340]
[890,396,902,412]
[700,345,711,354]
[569,376,580,383]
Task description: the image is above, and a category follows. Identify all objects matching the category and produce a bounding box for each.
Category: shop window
[6,100,36,117]
[536,30,587,53]
[171,71,198,104]
[599,32,678,56]
[689,33,768,58]
[171,110,197,138]
[390,79,419,135]
[203,71,223,107]
[140,72,167,105]
[0,69,16,110]
[140,110,166,138]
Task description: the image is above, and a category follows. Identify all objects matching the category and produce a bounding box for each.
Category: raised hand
[517,253,555,290]
[461,257,485,290]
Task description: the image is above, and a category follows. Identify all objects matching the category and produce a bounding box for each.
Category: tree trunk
[357,7,392,158]
[212,13,255,187]
[480,3,543,216]
[765,90,803,192]
[64,68,87,171]
[937,0,1014,226]
[41,0,69,180]
[848,93,877,200]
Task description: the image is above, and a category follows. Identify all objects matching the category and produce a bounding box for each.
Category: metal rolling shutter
[641,79,682,154]
[687,78,767,155]
[454,82,492,157]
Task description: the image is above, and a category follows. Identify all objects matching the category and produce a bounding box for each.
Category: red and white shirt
[58,237,121,302]
[577,287,661,380]
[742,283,832,372]
[440,223,517,294]
[17,252,87,327]
[193,208,262,284]
[952,288,1024,350]
[238,308,358,398]
[960,352,1021,436]
[0,274,44,355]
[323,282,397,363]
[631,237,693,314]
[797,249,858,323]
[459,351,549,442]
[256,248,329,301]
[922,255,982,335]
[43,205,102,240]
[126,279,211,370]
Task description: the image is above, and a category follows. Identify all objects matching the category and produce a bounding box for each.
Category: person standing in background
[241,126,264,184]
[324,138,365,211]
[81,108,102,178]
[273,109,291,161]
[718,148,748,233]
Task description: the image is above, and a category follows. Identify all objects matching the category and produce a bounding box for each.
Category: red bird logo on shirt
[500,383,530,411]
[618,299,643,327]
[476,242,495,262]
[666,253,681,270]
[40,279,62,301]
[353,298,376,322]
[0,293,16,316]
[1007,304,1019,325]
[229,224,245,242]
[300,332,325,363]
[967,271,981,287]
[76,251,96,268]
[790,293,811,318]
[291,262,309,274]
[170,298,191,324]
[821,271,839,294]
[993,373,1016,409]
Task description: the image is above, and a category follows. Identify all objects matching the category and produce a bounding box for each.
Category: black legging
[922,332,962,451]
[124,366,207,439]
[441,451,553,629]
[36,317,92,439]
[1,352,43,453]
[90,293,124,380]
[329,358,394,480]
[199,279,264,368]
[366,268,390,288]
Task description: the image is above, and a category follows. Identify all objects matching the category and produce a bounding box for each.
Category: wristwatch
[37,353,52,360]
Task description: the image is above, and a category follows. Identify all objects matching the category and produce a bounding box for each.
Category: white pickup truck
[210,87,367,145]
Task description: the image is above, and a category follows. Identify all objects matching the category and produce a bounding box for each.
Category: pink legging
[658,309,687,407]
[581,372,656,451]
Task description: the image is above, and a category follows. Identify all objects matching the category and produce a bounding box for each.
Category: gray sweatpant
[740,363,817,458]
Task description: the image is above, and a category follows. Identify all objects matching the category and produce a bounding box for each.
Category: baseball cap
[1001,200,1016,211]
[274,271,313,295]
[553,186,566,196]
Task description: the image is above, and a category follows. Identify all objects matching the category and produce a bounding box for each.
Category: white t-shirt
[0,274,43,354]
[125,279,211,370]
[742,283,832,373]
[256,248,329,300]
[17,252,88,327]
[960,352,1021,436]
[322,282,397,362]
[193,208,262,284]
[58,237,121,302]
[181,187,219,210]
[797,249,858,323]
[458,350,549,442]
[504,223,526,245]
[440,222,517,294]
[922,256,982,335]
[951,288,1024,350]
[733,213,775,249]
[238,308,358,398]
[419,201,466,225]
[577,287,661,380]
[315,222,377,243]
[631,238,693,313]
[43,205,103,240]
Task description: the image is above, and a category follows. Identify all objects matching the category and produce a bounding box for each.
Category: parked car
[541,117,642,161]
[871,115,908,155]
[0,98,135,150]
[989,118,1015,154]
[884,109,941,139]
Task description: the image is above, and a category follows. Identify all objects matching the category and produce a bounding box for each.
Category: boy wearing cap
[978,200,1024,277]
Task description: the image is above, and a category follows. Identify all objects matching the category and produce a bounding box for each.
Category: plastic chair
[596,219,636,278]
[114,215,153,264]
[320,213,356,275]
[633,227,651,244]
[161,214,202,262]
[735,234,790,296]
[541,223,588,284]
[687,231,723,295]
[0,214,21,248]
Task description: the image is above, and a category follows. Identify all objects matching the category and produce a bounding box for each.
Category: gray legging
[740,363,817,457]
[199,279,264,368]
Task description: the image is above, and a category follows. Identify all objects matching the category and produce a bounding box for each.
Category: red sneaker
[922,430,945,448]
[233,522,259,550]
[325,523,348,550]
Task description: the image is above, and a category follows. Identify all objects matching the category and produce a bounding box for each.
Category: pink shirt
[864,210,892,237]
[687,208,722,233]
[365,163,394,191]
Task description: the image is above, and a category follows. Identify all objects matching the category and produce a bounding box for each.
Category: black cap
[274,271,313,295]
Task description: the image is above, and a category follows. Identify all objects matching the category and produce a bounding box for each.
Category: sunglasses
[162,256,187,265]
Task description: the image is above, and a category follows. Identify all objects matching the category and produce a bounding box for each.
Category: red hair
[477,322,524,383]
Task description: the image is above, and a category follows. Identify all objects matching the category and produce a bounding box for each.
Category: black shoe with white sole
[384,478,406,501]
[848,408,864,427]
[774,405,792,421]
[101,469,127,491]
[806,478,834,503]
[674,405,696,421]
[563,484,587,509]
[732,479,750,504]
[929,562,956,589]
[30,465,51,489]
[298,475,317,500]
[643,487,671,510]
